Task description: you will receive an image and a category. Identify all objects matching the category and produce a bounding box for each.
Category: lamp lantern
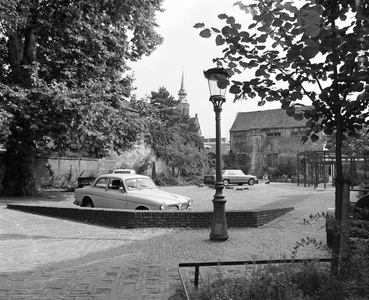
[204,67,230,107]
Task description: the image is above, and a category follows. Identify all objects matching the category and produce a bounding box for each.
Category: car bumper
[73,200,82,206]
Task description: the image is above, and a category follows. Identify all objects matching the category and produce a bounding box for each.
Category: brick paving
[0,183,337,299]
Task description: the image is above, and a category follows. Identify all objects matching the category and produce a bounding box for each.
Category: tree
[324,126,369,152]
[0,0,164,195]
[195,0,369,276]
[133,87,207,182]
[149,87,182,126]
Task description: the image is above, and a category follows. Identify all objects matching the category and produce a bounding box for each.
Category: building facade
[229,108,323,177]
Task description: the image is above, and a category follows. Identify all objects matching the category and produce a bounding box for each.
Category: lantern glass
[204,68,229,98]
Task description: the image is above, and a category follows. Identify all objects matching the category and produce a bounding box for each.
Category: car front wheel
[136,206,149,210]
[83,198,94,208]
[248,178,255,186]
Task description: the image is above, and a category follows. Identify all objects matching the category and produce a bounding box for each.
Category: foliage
[271,160,295,178]
[195,0,369,142]
[224,151,252,174]
[178,239,368,300]
[324,126,369,152]
[186,261,346,300]
[224,136,253,173]
[0,0,164,195]
[195,0,369,276]
[149,87,182,125]
[153,172,203,186]
[132,87,208,182]
[171,211,369,300]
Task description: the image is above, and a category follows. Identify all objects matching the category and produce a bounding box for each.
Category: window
[267,132,281,137]
[290,127,306,136]
[109,179,122,190]
[126,179,138,190]
[94,178,108,188]
[266,153,279,167]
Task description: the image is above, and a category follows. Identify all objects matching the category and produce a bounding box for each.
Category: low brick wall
[6,205,294,229]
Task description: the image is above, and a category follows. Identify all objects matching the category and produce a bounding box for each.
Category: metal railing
[178,258,331,300]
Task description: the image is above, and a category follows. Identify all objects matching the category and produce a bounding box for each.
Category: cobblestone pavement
[0,183,337,299]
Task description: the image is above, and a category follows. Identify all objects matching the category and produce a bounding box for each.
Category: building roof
[230,108,308,132]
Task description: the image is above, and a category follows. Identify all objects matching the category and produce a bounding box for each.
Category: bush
[173,243,369,300]
[153,173,203,186]
[187,261,344,300]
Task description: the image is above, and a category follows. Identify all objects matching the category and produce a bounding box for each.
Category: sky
[129,0,283,139]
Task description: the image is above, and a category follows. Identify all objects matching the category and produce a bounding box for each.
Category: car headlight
[188,199,193,207]
[160,203,167,210]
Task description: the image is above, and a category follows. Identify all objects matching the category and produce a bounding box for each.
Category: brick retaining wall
[6,205,294,228]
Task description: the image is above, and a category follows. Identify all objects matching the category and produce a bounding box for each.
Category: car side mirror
[119,186,125,193]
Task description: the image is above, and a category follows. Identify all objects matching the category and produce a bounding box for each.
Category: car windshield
[125,178,157,190]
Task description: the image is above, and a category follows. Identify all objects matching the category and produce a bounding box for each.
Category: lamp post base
[209,185,229,240]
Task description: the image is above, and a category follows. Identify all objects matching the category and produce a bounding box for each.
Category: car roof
[98,174,149,179]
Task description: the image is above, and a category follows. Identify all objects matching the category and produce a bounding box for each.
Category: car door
[124,178,141,209]
[90,177,109,207]
[100,178,127,209]
[234,170,245,184]
[227,170,236,184]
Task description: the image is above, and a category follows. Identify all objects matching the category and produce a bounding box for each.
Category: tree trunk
[331,104,343,276]
[1,142,38,196]
[2,24,42,196]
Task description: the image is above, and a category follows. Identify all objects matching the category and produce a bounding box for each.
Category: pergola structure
[297,150,369,189]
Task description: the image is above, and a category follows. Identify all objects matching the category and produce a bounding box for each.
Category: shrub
[154,172,203,186]
[178,250,368,300]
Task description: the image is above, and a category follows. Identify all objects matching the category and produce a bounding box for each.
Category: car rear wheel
[83,198,94,208]
[248,178,255,186]
[223,179,230,187]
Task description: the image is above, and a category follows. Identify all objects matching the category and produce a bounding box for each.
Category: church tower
[177,69,190,117]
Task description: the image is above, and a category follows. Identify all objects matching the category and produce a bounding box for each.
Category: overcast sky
[129,0,283,138]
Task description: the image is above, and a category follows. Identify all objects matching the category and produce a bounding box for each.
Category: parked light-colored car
[113,169,136,174]
[204,169,257,186]
[326,194,369,247]
[74,174,192,211]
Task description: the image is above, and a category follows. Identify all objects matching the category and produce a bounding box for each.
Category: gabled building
[229,108,323,177]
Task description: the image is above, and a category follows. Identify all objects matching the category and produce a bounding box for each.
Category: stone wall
[33,157,100,188]
[0,142,168,190]
[6,204,294,228]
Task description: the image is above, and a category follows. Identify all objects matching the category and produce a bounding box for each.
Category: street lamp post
[204,67,230,241]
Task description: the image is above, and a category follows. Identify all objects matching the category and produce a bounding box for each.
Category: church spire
[178,68,187,103]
